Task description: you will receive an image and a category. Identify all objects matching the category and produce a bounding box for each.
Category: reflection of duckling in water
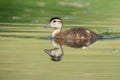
[45,17,102,40]
[44,38,96,61]
[44,39,63,61]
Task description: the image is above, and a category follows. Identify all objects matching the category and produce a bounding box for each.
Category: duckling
[45,17,102,40]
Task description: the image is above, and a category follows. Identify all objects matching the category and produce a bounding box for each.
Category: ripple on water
[112,50,120,56]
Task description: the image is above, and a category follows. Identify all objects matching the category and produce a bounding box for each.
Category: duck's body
[45,17,102,40]
[54,27,101,40]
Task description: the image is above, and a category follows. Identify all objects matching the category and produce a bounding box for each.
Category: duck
[45,17,102,41]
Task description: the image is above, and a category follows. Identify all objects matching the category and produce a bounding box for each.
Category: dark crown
[49,17,62,22]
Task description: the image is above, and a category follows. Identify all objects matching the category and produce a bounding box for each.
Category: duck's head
[45,17,63,29]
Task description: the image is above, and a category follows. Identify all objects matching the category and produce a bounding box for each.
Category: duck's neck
[52,28,62,38]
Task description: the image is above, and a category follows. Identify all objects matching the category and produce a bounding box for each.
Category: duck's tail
[97,36,120,40]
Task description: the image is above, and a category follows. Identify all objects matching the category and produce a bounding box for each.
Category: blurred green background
[0,0,120,80]
[0,0,120,24]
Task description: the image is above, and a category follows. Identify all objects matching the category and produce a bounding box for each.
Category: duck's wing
[63,27,102,40]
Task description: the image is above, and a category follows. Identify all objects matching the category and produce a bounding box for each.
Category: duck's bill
[45,23,51,28]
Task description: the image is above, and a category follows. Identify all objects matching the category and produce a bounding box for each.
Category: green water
[0,0,120,80]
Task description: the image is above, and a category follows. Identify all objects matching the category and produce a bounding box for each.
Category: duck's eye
[53,21,56,22]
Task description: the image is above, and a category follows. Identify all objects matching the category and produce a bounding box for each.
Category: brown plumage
[45,17,102,40]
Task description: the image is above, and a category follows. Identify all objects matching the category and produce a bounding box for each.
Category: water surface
[0,0,120,80]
